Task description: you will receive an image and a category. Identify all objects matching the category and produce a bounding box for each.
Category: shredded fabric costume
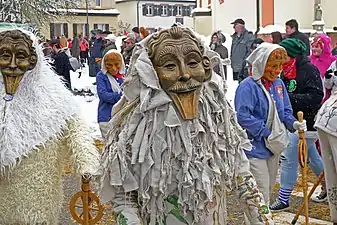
[0,27,100,224]
[100,27,274,225]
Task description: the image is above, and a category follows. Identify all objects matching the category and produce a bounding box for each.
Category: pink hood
[310,34,337,77]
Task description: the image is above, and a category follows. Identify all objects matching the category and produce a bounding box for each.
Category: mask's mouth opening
[171,87,199,94]
[2,74,24,101]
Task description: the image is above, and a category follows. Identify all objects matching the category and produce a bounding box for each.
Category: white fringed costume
[100,27,274,225]
[0,28,100,224]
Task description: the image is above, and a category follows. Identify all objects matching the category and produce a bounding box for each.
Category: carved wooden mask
[263,48,288,82]
[147,27,211,120]
[0,30,37,100]
[104,52,122,75]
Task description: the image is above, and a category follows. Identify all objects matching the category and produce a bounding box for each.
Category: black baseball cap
[231,18,245,25]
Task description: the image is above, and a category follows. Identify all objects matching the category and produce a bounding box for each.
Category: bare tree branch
[0,0,82,26]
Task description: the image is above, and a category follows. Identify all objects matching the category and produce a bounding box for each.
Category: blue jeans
[279,132,324,190]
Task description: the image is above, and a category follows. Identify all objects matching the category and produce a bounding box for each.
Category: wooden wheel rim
[69,191,104,224]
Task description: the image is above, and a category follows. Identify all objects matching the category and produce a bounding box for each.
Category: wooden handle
[297,111,304,122]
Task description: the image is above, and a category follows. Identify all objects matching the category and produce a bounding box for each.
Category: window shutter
[94,24,98,29]
[105,24,109,31]
[72,23,77,37]
[158,5,163,16]
[182,6,187,16]
[63,23,68,37]
[173,6,177,16]
[50,23,55,39]
[85,23,89,37]
[168,6,173,16]
[142,4,147,16]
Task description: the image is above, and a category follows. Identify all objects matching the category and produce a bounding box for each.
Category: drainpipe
[255,0,260,36]
[136,0,141,28]
[86,0,89,37]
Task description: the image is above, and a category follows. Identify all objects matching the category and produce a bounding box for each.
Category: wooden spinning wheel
[69,174,104,225]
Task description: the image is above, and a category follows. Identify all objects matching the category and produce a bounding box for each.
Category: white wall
[116,1,138,27]
[322,0,337,29]
[274,0,314,30]
[213,0,257,35]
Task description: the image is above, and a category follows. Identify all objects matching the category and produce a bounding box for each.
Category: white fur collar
[0,42,77,175]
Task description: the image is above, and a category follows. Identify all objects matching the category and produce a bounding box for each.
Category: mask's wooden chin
[2,74,23,95]
[169,90,200,120]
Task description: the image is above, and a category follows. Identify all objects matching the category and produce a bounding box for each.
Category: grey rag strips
[100,37,252,224]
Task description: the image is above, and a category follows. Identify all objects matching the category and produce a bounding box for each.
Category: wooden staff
[297,111,309,225]
[69,174,104,225]
[291,171,324,224]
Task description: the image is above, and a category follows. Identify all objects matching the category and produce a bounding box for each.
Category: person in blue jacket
[97,49,125,140]
[234,43,306,208]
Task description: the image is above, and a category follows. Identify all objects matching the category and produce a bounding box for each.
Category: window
[94,24,109,31]
[182,6,192,17]
[73,23,86,36]
[161,5,168,16]
[175,17,184,25]
[153,5,160,16]
[96,0,101,7]
[168,5,174,16]
[176,5,182,16]
[147,5,154,16]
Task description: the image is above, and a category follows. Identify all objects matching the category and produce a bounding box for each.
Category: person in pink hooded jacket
[310,34,337,102]
[309,34,337,203]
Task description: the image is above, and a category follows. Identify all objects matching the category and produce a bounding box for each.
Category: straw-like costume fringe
[0,27,100,224]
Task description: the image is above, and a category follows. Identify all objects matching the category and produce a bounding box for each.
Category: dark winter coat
[230,29,254,73]
[287,31,311,56]
[123,45,135,66]
[210,32,228,78]
[71,37,81,59]
[102,42,117,56]
[52,50,72,89]
[280,55,324,131]
[91,38,103,58]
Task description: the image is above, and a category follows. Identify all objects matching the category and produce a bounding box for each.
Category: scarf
[261,77,273,90]
[106,72,123,93]
[282,58,297,79]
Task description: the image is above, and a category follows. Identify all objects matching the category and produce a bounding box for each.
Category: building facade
[195,0,337,35]
[116,0,196,33]
[40,0,120,39]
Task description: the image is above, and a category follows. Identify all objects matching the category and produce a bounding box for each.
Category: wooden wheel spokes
[70,191,104,225]
[70,176,104,225]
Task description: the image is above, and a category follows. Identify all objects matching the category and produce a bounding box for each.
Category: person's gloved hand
[325,69,333,79]
[293,120,307,131]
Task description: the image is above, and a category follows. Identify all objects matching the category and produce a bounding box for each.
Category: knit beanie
[279,38,307,58]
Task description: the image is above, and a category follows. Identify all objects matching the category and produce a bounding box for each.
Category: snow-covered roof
[53,8,120,15]
[258,24,316,34]
[258,24,285,34]
[191,8,211,13]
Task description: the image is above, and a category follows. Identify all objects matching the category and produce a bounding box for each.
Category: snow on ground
[71,66,102,139]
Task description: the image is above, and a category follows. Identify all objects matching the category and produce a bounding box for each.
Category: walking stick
[296,111,309,225]
[291,171,324,224]
[69,174,104,225]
